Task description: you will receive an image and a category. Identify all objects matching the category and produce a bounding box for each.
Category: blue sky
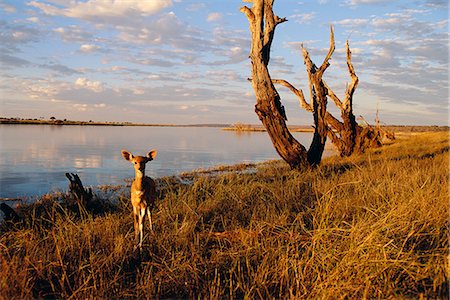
[0,0,448,125]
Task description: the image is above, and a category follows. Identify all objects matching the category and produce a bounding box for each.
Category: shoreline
[0,118,229,128]
[0,161,274,203]
[2,118,448,132]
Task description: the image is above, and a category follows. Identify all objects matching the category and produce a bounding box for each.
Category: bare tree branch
[317,25,335,76]
[240,6,255,23]
[301,46,316,108]
[272,79,312,112]
[343,40,359,109]
[323,81,343,109]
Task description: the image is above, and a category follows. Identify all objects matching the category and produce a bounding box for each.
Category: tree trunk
[301,29,335,165]
[241,0,309,169]
[271,27,335,166]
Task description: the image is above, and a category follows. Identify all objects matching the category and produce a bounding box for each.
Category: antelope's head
[121,149,157,176]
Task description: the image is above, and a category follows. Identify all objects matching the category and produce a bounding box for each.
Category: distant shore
[1,117,448,132]
[0,117,229,128]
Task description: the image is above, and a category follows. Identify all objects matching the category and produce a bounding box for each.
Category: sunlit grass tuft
[1,131,448,298]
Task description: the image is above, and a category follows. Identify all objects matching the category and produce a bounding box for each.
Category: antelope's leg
[147,207,153,231]
[138,208,145,248]
[133,206,139,246]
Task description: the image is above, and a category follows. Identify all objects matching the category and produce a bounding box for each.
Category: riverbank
[0,117,228,127]
[1,132,448,298]
[222,122,449,133]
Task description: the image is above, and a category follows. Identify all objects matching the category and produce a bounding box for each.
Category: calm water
[0,125,324,199]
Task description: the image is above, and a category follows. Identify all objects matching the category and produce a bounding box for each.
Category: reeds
[1,132,448,298]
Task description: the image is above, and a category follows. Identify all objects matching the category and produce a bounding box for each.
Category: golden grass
[1,131,448,298]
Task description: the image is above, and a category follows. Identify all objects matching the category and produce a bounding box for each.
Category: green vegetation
[1,132,448,298]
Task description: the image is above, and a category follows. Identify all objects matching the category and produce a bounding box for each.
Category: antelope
[121,149,157,249]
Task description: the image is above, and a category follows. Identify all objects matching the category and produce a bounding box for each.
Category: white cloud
[28,0,173,22]
[75,77,104,92]
[207,12,223,22]
[53,25,93,42]
[26,17,40,23]
[346,0,392,4]
[289,12,316,24]
[79,44,101,53]
[335,18,370,27]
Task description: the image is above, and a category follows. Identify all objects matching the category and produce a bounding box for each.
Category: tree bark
[241,0,309,169]
[272,27,335,166]
[324,40,383,155]
[301,27,334,165]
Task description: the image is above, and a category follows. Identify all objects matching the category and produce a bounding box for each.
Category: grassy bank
[222,123,449,133]
[1,132,448,298]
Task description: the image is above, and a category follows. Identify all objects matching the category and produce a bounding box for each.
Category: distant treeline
[0,117,229,128]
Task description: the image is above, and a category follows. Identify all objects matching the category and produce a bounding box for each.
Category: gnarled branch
[343,40,359,109]
[272,79,312,112]
[318,25,335,76]
[323,81,343,110]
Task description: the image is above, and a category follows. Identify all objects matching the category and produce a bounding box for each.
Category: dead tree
[323,41,383,155]
[272,27,335,165]
[241,0,329,168]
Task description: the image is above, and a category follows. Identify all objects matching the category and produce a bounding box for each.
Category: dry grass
[1,132,448,298]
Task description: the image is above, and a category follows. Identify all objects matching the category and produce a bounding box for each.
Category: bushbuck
[121,149,157,249]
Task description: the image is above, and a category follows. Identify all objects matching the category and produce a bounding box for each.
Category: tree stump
[65,173,93,206]
[0,203,21,223]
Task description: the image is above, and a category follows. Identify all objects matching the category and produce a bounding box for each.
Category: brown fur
[121,149,157,249]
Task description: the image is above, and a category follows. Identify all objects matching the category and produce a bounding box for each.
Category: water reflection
[0,125,323,199]
[73,156,103,169]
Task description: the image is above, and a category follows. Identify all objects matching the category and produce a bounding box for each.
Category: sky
[0,0,448,125]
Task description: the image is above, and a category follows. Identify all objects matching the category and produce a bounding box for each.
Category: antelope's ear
[147,150,157,160]
[121,150,133,161]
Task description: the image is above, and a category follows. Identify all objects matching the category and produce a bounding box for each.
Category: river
[0,124,329,199]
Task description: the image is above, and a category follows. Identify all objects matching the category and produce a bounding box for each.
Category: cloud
[116,11,213,54]
[346,0,392,4]
[424,0,447,8]
[79,44,101,53]
[207,12,223,22]
[186,3,206,12]
[0,53,31,67]
[53,25,93,43]
[26,17,40,23]
[0,21,41,50]
[28,0,173,23]
[75,77,104,92]
[40,63,82,75]
[0,2,16,13]
[335,18,370,27]
[289,12,316,24]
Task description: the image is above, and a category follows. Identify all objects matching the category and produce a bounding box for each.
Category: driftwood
[65,173,93,206]
[0,203,20,223]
